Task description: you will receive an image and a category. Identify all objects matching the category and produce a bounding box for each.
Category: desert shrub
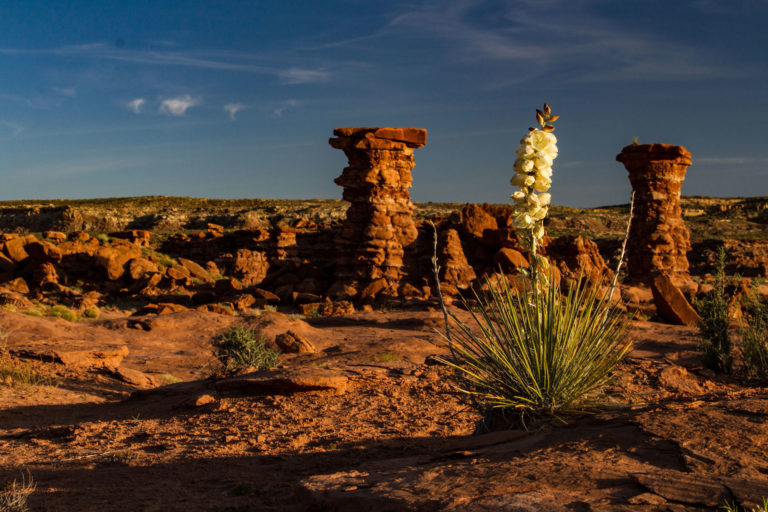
[0,359,51,388]
[211,326,278,374]
[439,106,631,427]
[82,307,99,319]
[95,233,111,244]
[43,305,79,322]
[0,470,35,512]
[443,275,630,425]
[740,285,768,381]
[140,247,177,269]
[694,247,735,373]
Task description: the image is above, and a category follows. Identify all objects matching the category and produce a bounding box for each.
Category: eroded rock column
[328,127,427,300]
[616,143,694,290]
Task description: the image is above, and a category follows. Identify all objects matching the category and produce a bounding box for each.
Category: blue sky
[1,0,766,207]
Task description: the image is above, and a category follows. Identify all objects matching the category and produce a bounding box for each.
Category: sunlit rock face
[617,143,694,291]
[328,127,427,301]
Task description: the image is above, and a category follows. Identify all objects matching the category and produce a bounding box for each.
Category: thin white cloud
[159,95,200,116]
[0,43,335,84]
[695,156,768,165]
[313,0,741,84]
[0,120,23,138]
[224,103,245,120]
[278,68,331,84]
[272,99,299,117]
[53,87,77,97]
[127,98,146,114]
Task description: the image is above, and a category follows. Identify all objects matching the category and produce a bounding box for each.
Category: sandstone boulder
[2,277,29,294]
[493,247,529,273]
[461,203,498,240]
[109,230,152,247]
[94,245,142,280]
[275,330,317,353]
[43,231,67,242]
[231,249,269,286]
[179,257,214,284]
[651,273,701,326]
[2,236,31,263]
[214,367,347,395]
[26,241,63,263]
[546,235,614,286]
[128,258,160,281]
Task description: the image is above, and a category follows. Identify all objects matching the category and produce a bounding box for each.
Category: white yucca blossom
[509,104,559,284]
[510,127,558,238]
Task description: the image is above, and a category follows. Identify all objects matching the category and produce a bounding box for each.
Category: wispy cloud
[0,120,23,139]
[224,103,245,120]
[0,43,334,84]
[311,0,740,84]
[278,68,330,84]
[53,87,77,97]
[696,156,768,165]
[127,98,146,114]
[159,95,200,116]
[272,99,299,117]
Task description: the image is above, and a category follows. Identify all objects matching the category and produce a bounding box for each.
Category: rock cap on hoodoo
[332,127,427,148]
[616,143,692,166]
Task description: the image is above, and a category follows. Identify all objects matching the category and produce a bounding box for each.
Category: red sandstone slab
[651,273,701,326]
[333,127,427,147]
[617,143,692,165]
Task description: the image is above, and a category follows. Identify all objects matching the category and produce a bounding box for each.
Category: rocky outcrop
[546,235,614,286]
[616,144,694,291]
[328,127,427,300]
[438,228,476,289]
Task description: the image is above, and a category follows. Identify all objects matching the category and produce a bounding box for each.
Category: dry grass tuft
[0,470,35,512]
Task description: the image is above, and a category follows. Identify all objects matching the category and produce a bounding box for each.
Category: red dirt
[1,309,767,511]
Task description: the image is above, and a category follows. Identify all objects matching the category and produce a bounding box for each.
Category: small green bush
[140,247,177,269]
[694,247,735,373]
[44,305,79,322]
[740,285,768,381]
[82,307,100,319]
[211,326,278,374]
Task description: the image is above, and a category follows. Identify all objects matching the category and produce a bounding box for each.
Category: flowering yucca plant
[440,105,631,427]
[510,104,558,285]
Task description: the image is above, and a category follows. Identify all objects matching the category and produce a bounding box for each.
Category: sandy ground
[1,309,767,511]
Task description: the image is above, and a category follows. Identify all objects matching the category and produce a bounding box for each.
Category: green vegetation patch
[211,326,279,374]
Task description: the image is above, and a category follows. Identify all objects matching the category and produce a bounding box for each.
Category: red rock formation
[616,144,694,290]
[650,273,701,326]
[328,127,427,300]
[546,235,613,286]
[438,228,476,289]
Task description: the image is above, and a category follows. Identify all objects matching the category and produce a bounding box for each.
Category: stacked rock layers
[329,127,427,299]
[616,143,694,289]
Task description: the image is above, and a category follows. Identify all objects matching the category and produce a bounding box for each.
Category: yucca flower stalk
[511,104,558,285]
[440,105,631,427]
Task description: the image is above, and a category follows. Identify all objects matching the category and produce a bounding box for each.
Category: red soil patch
[1,310,767,511]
